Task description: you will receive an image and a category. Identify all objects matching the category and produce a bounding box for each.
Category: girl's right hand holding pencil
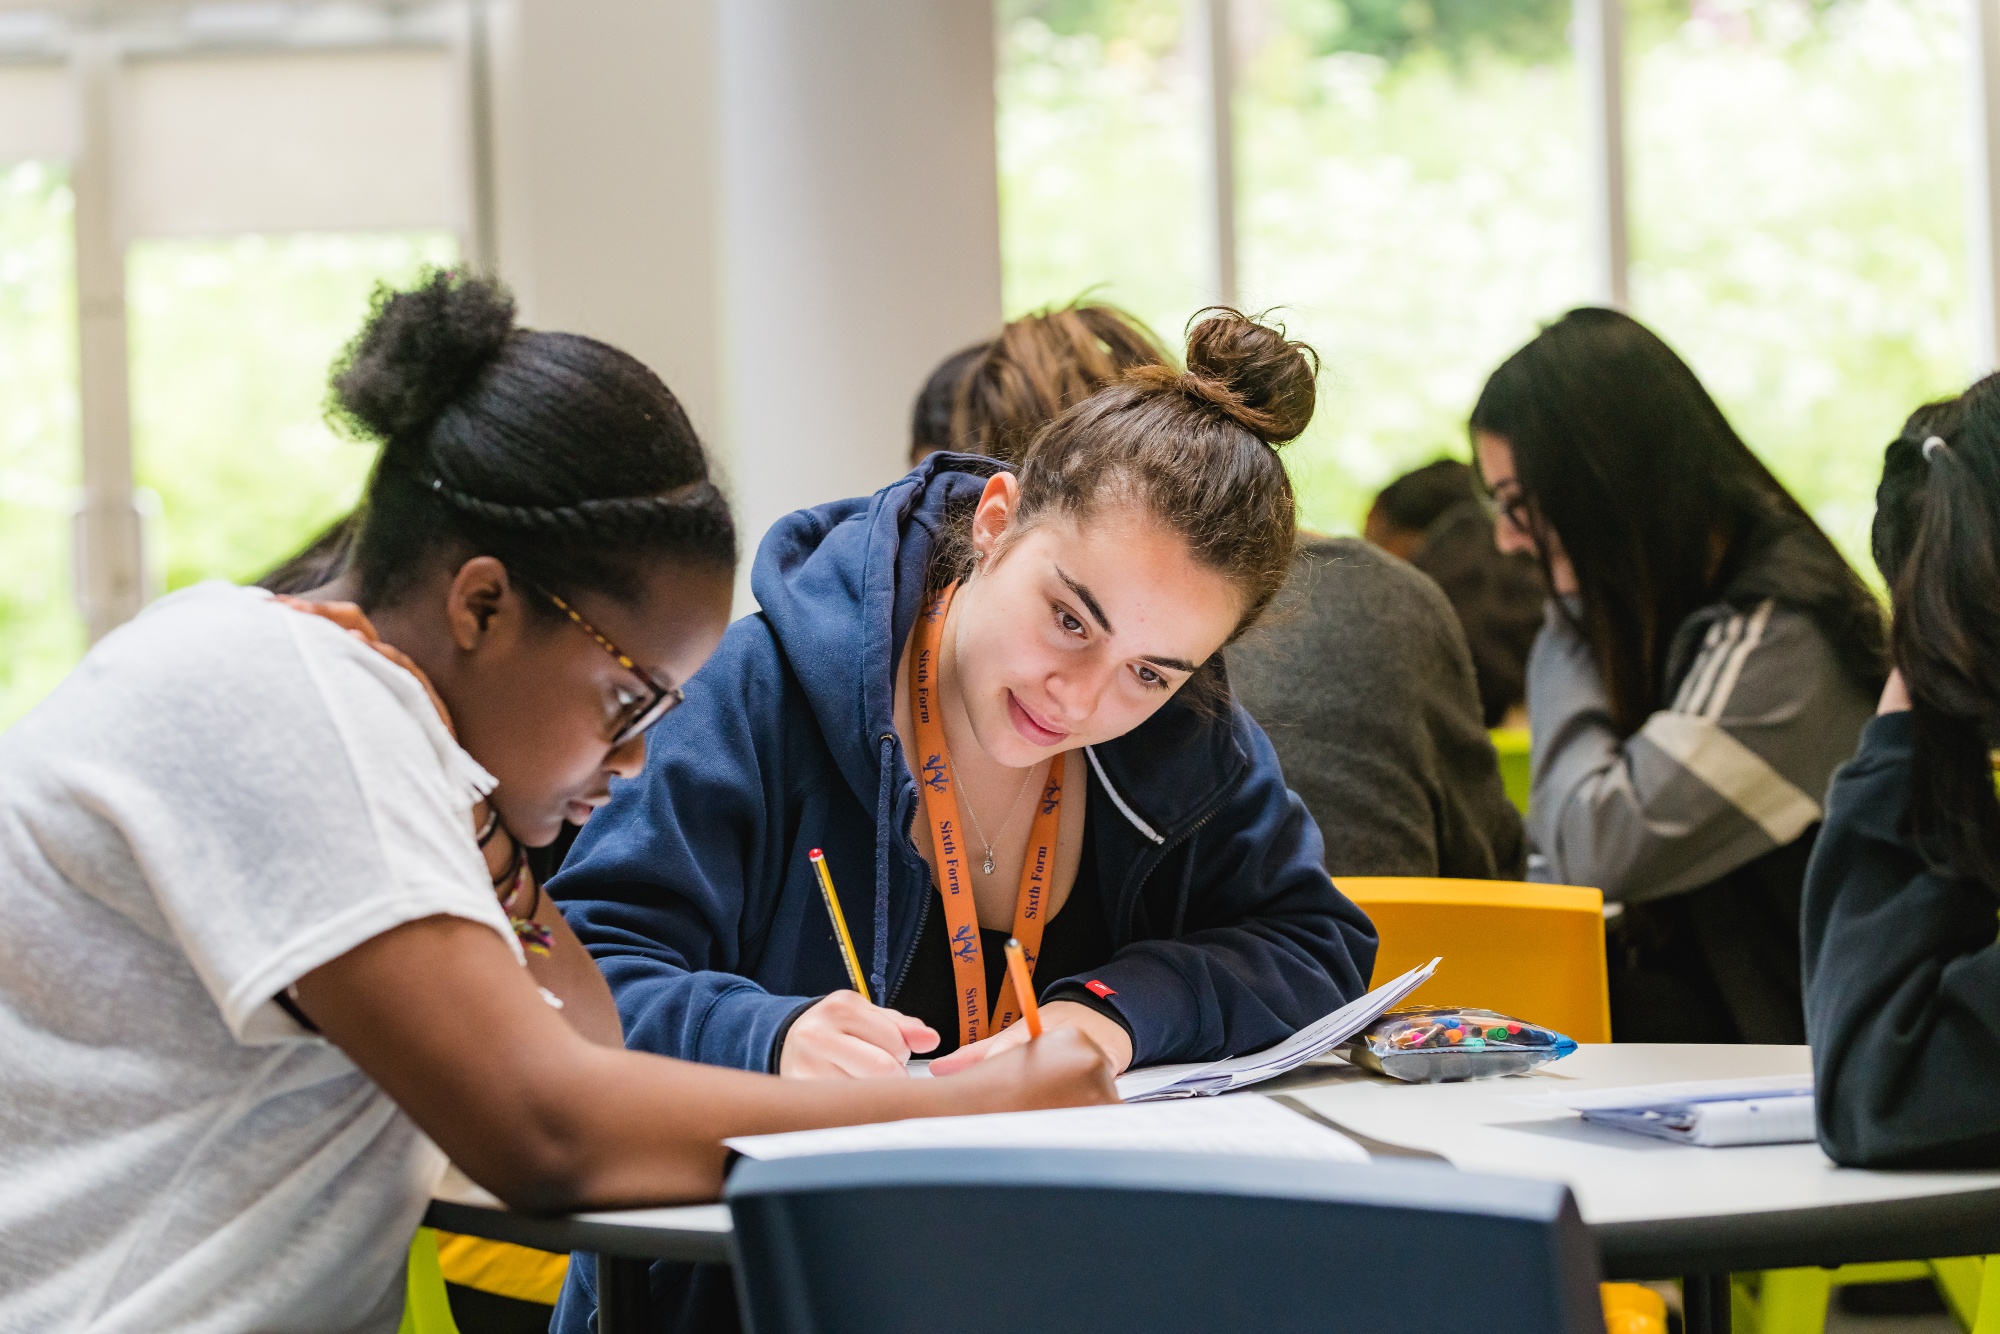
[778,991,940,1078]
[774,986,1121,1117]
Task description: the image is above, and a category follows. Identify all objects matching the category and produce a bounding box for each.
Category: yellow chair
[397,1229,569,1334]
[1338,876,1632,1331]
[1491,727,1532,815]
[432,1232,570,1308]
[1336,876,1612,1043]
[1602,1282,1668,1334]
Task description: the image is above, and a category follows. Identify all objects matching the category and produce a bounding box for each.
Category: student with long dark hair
[1472,308,1885,1043]
[1805,381,2000,1167]
[0,272,1111,1333]
[548,311,1377,1331]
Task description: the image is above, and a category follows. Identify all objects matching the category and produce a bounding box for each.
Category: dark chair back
[726,1148,1603,1334]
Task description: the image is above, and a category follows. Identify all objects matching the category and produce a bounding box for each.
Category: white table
[427,1045,2000,1334]
[1273,1044,2000,1330]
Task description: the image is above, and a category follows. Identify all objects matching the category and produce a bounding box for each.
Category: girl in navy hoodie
[549,311,1378,1330]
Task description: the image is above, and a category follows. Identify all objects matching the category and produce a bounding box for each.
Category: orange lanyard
[912,583,1066,1047]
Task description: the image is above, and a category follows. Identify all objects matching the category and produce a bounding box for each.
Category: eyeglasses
[530,583,684,747]
[1488,482,1534,538]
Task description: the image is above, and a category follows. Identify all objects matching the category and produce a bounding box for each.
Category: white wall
[716,0,1003,585]
[488,0,1003,605]
[121,48,462,238]
[486,0,725,451]
[0,62,70,158]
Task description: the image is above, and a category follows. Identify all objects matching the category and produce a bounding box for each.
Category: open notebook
[1112,957,1440,1102]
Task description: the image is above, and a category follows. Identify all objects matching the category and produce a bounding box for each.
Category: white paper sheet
[726,1094,1368,1163]
[1113,957,1441,1102]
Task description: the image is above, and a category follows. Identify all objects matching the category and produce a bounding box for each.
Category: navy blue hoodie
[549,454,1377,1073]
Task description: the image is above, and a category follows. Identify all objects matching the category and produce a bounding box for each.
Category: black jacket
[1804,710,2000,1168]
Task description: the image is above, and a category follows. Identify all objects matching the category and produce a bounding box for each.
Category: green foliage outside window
[126,231,455,595]
[0,199,452,729]
[999,0,1971,580]
[0,162,81,731]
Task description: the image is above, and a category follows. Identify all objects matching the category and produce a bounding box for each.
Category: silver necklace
[946,753,1038,875]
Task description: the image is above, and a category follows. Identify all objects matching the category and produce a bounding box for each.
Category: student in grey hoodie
[1472,309,1886,1044]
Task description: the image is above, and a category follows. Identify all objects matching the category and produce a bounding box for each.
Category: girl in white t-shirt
[0,271,1113,1334]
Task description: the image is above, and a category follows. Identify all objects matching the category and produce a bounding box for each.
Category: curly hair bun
[1180,308,1319,446]
[327,268,514,450]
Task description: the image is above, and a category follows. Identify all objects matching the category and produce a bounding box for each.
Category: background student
[0,271,1113,1334]
[1805,385,2000,1168]
[1474,307,1886,1044]
[907,300,1165,466]
[547,310,1377,1332]
[912,304,1523,879]
[1227,502,1527,880]
[1364,458,1547,730]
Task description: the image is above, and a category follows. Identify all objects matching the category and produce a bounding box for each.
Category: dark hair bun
[1181,308,1319,446]
[328,267,514,449]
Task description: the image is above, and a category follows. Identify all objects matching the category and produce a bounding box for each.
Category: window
[997,0,1208,340]
[1238,0,1589,531]
[127,231,455,593]
[1627,0,1970,574]
[0,161,80,728]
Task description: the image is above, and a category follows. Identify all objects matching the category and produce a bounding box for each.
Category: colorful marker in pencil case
[1341,1006,1577,1084]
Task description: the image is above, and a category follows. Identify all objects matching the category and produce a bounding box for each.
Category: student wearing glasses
[0,272,1113,1334]
[546,310,1377,1333]
[1471,308,1885,1045]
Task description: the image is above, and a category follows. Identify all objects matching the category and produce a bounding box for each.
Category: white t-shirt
[0,583,521,1334]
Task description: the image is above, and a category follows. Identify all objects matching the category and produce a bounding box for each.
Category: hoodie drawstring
[871,733,895,1004]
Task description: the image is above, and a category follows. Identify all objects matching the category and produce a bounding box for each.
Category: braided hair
[330,269,735,610]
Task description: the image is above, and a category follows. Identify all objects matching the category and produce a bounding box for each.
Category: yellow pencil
[1004,937,1042,1039]
[808,848,870,997]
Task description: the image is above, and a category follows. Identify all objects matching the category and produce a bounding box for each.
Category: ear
[443,555,518,653]
[969,471,1021,563]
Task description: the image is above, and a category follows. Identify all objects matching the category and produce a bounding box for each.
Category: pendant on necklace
[983,850,995,875]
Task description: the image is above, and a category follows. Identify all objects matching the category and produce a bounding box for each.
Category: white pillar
[1966,0,2000,373]
[1194,0,1240,309]
[1575,0,1630,311]
[69,36,147,643]
[716,0,1002,584]
[484,0,724,445]
[457,0,499,275]
[485,0,1001,606]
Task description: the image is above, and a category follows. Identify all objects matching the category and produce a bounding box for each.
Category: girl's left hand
[928,1000,1134,1077]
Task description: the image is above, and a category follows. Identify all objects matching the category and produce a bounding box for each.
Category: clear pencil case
[1342,1006,1577,1083]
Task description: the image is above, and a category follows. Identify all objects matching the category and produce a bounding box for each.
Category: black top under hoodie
[1804,710,2000,1168]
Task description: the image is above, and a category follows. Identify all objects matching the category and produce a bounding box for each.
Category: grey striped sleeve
[1525,599,1872,903]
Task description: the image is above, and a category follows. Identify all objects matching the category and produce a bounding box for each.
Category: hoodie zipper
[1113,785,1233,942]
[885,888,931,1008]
